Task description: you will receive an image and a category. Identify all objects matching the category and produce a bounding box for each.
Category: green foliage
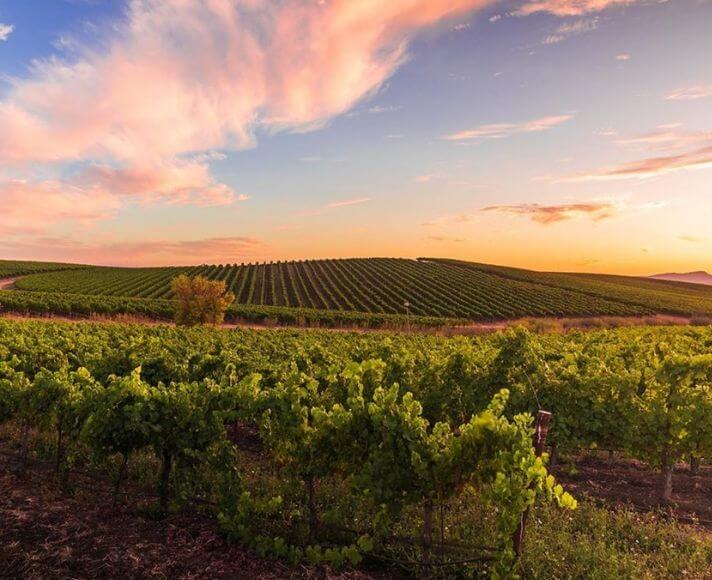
[82,367,152,459]
[0,319,710,575]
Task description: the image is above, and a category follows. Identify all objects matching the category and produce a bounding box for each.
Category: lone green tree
[172,274,235,326]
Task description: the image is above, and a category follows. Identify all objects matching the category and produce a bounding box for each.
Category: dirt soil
[0,277,18,291]
[0,454,383,580]
[553,452,712,528]
[0,449,709,580]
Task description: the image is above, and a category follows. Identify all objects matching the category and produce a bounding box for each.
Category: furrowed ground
[3,257,712,327]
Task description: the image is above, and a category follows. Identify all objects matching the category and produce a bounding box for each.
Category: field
[4,257,712,328]
[0,320,710,577]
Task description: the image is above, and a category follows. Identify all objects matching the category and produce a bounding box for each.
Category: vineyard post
[513,410,552,557]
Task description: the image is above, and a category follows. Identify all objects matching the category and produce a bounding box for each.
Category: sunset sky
[0,0,710,273]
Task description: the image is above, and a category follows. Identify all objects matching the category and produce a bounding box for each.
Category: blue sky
[0,0,710,272]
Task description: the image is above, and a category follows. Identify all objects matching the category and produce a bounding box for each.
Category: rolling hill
[3,257,712,323]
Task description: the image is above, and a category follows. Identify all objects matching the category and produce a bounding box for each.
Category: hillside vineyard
[10,257,712,321]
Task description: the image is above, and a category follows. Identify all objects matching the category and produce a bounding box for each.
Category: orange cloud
[482,202,616,224]
[514,0,638,17]
[443,114,574,141]
[427,235,465,242]
[421,213,477,227]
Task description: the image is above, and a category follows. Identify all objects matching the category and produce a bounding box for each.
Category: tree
[172,274,235,326]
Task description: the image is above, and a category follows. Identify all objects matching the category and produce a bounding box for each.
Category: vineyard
[431,258,712,318]
[0,320,710,577]
[0,259,78,279]
[4,257,688,320]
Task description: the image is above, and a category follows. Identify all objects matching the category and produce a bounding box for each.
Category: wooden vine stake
[513,410,552,557]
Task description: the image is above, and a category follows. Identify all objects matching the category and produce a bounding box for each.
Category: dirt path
[0,277,19,290]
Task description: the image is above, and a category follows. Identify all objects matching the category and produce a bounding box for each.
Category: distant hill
[649,271,712,286]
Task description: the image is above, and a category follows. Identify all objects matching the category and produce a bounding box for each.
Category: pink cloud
[514,0,638,17]
[569,145,712,181]
[79,161,246,207]
[0,0,494,167]
[443,114,574,141]
[542,18,598,44]
[482,202,616,224]
[326,197,372,208]
[615,127,712,151]
[0,0,496,242]
[0,179,120,235]
[665,85,712,101]
[0,235,267,267]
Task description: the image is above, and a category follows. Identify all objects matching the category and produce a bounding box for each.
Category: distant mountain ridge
[649,271,712,286]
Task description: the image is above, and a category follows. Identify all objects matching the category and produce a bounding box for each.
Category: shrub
[172,275,235,326]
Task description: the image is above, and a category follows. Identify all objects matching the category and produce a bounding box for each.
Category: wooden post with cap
[513,409,552,557]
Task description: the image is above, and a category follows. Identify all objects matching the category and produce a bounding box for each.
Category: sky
[0,0,710,274]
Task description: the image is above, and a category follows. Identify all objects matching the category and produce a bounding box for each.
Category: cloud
[569,145,712,181]
[0,23,13,41]
[679,235,703,243]
[0,0,494,168]
[78,161,246,207]
[615,127,712,151]
[0,179,120,235]
[0,158,245,236]
[421,213,476,227]
[367,104,403,114]
[566,125,712,181]
[414,172,444,183]
[616,52,630,61]
[542,18,598,44]
[427,235,465,242]
[514,0,638,17]
[0,235,266,267]
[489,14,502,21]
[443,114,574,141]
[0,0,497,244]
[482,202,616,224]
[327,197,372,208]
[665,85,712,101]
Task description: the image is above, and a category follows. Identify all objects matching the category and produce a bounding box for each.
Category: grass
[521,501,712,579]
